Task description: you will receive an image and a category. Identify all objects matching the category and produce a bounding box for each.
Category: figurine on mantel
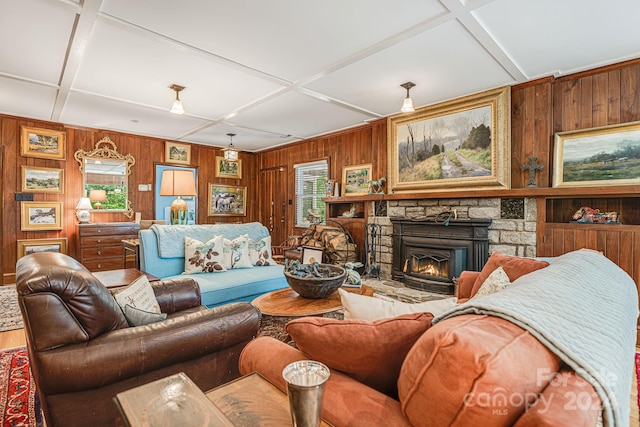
[368,176,386,194]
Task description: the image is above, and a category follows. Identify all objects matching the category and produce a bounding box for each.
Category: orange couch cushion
[398,314,562,427]
[286,313,433,398]
[470,253,549,298]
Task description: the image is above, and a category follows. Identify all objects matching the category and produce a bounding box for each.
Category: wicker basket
[284,264,346,299]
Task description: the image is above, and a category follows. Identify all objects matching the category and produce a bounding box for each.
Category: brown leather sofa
[239,269,603,427]
[15,252,261,427]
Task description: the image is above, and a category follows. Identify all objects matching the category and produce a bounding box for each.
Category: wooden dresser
[77,222,140,272]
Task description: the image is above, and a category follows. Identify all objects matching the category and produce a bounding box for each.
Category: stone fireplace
[390,217,492,294]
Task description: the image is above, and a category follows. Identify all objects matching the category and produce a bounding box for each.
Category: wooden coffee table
[252,285,373,316]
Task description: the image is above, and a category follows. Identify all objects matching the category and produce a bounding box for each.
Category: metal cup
[282,360,330,427]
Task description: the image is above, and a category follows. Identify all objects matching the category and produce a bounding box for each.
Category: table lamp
[160,170,196,224]
[89,189,107,209]
[76,197,93,223]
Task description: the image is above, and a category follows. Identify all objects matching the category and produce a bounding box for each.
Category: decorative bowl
[284,264,347,299]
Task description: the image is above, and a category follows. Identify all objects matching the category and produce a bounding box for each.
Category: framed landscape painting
[17,238,67,259]
[20,126,66,160]
[387,86,510,193]
[553,121,640,187]
[21,201,63,231]
[207,184,246,217]
[342,164,371,196]
[215,156,242,179]
[21,166,64,193]
[165,141,191,165]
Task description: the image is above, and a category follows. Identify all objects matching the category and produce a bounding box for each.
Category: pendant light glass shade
[169,84,185,115]
[223,133,239,160]
[400,81,416,113]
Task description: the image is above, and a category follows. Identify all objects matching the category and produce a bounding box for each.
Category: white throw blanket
[433,249,638,427]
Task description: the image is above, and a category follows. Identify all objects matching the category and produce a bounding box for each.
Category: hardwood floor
[0,327,637,425]
[0,328,26,350]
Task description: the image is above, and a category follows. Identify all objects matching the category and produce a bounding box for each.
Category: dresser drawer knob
[97,230,102,233]
[97,264,102,269]
[97,239,102,243]
[97,251,102,255]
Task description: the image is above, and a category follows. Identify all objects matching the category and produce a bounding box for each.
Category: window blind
[294,160,328,226]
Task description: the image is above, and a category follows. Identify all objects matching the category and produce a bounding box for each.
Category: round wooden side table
[252,285,373,317]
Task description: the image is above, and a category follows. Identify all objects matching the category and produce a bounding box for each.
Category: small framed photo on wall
[215,156,242,179]
[17,238,67,260]
[21,166,64,193]
[21,202,63,231]
[20,126,66,160]
[165,141,191,165]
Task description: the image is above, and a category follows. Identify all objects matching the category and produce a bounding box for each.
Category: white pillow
[113,275,161,314]
[123,305,167,327]
[471,265,511,299]
[249,236,276,266]
[184,235,226,274]
[339,288,457,321]
[222,234,253,269]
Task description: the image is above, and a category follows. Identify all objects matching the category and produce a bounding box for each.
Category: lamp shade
[76,197,92,210]
[401,96,415,113]
[160,170,197,196]
[89,189,107,202]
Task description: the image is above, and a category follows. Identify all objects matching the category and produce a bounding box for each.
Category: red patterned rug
[0,347,41,427]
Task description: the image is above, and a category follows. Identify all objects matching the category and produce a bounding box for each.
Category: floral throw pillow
[249,236,276,266]
[223,234,253,269]
[184,235,226,274]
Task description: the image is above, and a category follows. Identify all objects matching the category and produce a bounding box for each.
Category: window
[294,160,328,226]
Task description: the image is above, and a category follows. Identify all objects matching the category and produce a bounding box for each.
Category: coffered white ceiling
[1,0,639,152]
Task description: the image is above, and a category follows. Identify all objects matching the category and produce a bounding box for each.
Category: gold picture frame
[215,156,242,179]
[553,121,640,188]
[387,86,510,193]
[21,201,63,231]
[165,141,191,165]
[207,184,246,216]
[17,238,67,260]
[21,165,64,193]
[20,126,66,160]
[342,163,372,196]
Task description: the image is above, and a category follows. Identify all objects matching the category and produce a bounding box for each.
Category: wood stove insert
[391,217,492,294]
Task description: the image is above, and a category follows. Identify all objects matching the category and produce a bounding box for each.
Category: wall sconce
[75,197,92,224]
[89,189,107,209]
[169,84,185,115]
[400,81,416,113]
[160,169,197,224]
[223,133,239,160]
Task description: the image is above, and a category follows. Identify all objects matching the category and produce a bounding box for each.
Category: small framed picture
[215,156,242,179]
[208,184,246,217]
[20,126,66,160]
[17,238,68,259]
[21,166,64,193]
[302,246,324,264]
[165,141,191,165]
[21,202,63,231]
[342,163,372,196]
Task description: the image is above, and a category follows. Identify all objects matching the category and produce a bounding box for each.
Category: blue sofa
[139,222,287,307]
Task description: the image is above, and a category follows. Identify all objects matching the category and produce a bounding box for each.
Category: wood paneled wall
[511,58,640,188]
[0,115,257,282]
[257,119,387,237]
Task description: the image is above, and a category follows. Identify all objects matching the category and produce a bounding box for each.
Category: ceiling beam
[51,0,104,121]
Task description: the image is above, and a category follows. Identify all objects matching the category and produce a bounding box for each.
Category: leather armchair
[15,252,261,427]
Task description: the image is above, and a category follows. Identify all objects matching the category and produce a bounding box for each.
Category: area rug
[0,347,42,427]
[0,286,23,333]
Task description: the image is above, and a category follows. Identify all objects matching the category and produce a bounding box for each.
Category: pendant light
[223,133,239,160]
[169,84,185,115]
[400,82,416,113]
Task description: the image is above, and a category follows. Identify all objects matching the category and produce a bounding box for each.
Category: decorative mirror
[74,137,135,218]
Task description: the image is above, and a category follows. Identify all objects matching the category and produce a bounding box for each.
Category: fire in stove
[404,254,449,279]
